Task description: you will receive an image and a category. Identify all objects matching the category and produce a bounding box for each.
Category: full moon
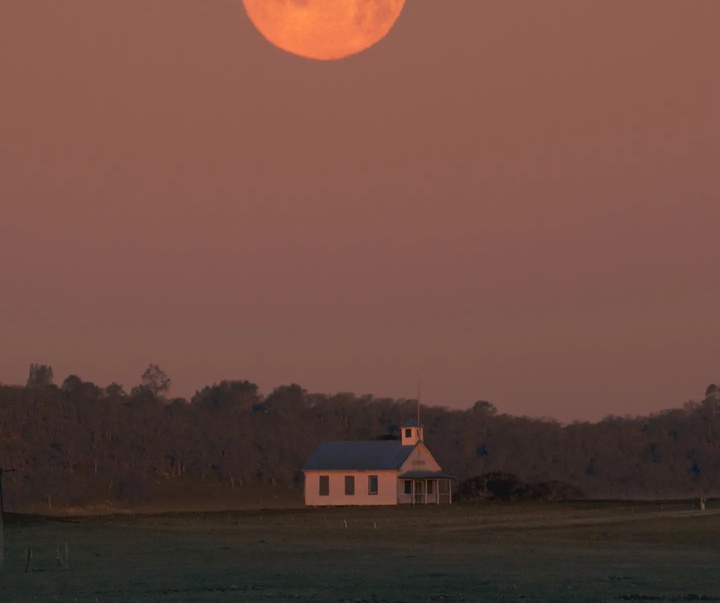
[242,0,406,61]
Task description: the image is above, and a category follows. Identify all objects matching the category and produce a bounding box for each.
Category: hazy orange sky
[1,1,718,422]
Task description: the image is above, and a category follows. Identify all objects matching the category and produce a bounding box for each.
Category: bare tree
[140,364,171,399]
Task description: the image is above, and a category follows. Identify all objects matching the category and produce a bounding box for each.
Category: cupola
[401,420,423,446]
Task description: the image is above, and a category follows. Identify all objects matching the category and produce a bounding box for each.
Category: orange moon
[242,0,406,61]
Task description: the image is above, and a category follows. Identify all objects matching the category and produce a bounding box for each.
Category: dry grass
[2,501,720,602]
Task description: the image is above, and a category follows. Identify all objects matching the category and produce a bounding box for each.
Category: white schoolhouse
[302,421,453,506]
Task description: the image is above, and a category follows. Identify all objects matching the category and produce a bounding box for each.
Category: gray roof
[399,470,455,480]
[402,419,422,427]
[302,441,415,471]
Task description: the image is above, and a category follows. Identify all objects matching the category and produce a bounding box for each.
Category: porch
[398,471,454,505]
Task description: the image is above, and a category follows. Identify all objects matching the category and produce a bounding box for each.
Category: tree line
[1,363,719,509]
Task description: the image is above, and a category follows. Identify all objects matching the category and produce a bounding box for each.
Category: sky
[1,1,718,422]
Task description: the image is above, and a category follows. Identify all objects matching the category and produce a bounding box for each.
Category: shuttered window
[319,475,329,496]
[345,475,355,495]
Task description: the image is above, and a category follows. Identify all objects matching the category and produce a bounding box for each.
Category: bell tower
[401,421,423,446]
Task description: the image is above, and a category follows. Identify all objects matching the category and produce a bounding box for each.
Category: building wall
[397,480,413,504]
[304,470,398,506]
[397,443,445,504]
[399,442,442,474]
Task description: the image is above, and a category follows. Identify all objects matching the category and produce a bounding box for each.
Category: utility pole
[0,468,16,569]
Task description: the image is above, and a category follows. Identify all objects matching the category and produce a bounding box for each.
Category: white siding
[398,442,442,474]
[397,477,413,504]
[397,443,445,504]
[304,470,398,506]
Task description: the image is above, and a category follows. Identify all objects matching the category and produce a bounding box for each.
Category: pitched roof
[402,419,422,427]
[302,440,415,471]
[399,470,455,480]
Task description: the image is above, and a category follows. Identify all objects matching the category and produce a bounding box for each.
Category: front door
[413,480,425,505]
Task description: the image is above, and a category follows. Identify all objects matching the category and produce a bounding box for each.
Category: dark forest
[2,364,719,510]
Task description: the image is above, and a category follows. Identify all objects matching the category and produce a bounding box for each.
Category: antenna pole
[417,373,421,427]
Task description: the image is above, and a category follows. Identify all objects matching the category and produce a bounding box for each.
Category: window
[319,475,329,496]
[404,480,413,495]
[345,475,355,495]
[404,428,412,439]
[368,475,378,495]
[427,480,434,495]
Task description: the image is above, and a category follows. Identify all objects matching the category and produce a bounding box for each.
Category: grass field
[1,501,720,602]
